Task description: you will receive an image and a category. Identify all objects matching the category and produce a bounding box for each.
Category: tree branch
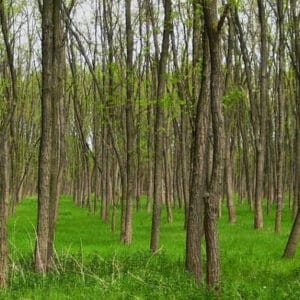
[217,3,230,32]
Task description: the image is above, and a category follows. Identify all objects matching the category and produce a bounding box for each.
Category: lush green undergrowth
[1,196,300,299]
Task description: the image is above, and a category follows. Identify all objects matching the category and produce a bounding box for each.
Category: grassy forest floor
[1,196,300,299]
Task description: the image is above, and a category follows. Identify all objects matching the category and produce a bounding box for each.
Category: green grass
[1,196,300,299]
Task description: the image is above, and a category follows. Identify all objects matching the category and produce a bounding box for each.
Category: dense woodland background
[0,0,299,295]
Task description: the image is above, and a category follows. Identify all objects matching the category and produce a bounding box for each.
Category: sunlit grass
[2,195,300,299]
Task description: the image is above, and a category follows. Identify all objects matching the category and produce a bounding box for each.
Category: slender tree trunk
[224,16,236,223]
[0,0,18,285]
[48,0,65,266]
[35,0,64,272]
[124,0,136,244]
[225,131,237,223]
[203,0,227,289]
[254,0,268,230]
[274,0,285,233]
[186,30,210,282]
[0,137,8,288]
[111,160,118,232]
[283,0,300,256]
[163,135,173,223]
[240,122,253,210]
[35,0,53,272]
[150,0,172,253]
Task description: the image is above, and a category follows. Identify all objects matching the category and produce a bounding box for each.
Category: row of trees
[0,0,299,291]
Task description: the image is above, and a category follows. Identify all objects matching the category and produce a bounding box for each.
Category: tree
[186,29,210,281]
[253,0,268,230]
[0,135,8,288]
[0,0,18,287]
[224,15,237,224]
[124,0,136,245]
[35,0,64,272]
[274,0,286,233]
[283,0,300,257]
[150,0,172,253]
[202,0,228,289]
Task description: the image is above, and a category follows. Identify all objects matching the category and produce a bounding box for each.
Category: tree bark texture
[35,0,64,272]
[150,0,172,253]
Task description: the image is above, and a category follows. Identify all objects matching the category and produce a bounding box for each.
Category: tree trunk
[225,132,237,223]
[150,0,172,253]
[48,0,65,267]
[35,0,53,272]
[203,0,227,289]
[283,0,300,257]
[163,135,173,223]
[0,137,8,288]
[284,208,300,257]
[274,0,285,233]
[0,0,18,285]
[35,0,64,272]
[186,30,210,281]
[254,0,268,230]
[124,0,136,245]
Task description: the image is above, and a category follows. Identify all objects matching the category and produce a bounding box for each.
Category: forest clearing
[0,0,300,298]
[0,196,299,299]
